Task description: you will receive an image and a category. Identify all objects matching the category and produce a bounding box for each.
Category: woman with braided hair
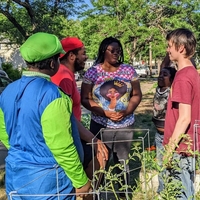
[81,36,142,199]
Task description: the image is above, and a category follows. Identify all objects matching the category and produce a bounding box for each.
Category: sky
[84,0,93,8]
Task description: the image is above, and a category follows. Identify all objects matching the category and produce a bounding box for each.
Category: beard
[74,57,85,72]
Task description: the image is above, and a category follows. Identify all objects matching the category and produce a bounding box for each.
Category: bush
[2,62,22,81]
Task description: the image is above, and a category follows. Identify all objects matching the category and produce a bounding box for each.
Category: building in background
[85,59,94,70]
[0,39,26,69]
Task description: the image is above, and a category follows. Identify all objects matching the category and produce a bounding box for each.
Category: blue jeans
[155,132,164,193]
[165,153,195,200]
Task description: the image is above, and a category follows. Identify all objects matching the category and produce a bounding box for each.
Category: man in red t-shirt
[51,37,85,120]
[51,37,108,182]
[163,28,200,199]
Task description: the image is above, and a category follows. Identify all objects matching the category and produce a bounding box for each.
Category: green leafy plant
[2,63,22,81]
[81,113,91,130]
[90,135,200,200]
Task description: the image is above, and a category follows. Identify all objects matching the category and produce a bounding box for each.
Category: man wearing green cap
[0,32,91,199]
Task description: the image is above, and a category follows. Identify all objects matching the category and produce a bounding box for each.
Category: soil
[135,79,156,114]
[133,79,157,146]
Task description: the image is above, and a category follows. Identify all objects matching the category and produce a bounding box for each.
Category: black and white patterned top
[152,87,170,128]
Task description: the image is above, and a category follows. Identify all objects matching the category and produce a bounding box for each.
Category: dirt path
[140,80,156,95]
[135,80,156,114]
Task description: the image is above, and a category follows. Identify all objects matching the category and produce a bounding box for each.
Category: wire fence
[9,128,151,200]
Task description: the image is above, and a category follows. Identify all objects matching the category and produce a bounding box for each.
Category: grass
[0,170,6,200]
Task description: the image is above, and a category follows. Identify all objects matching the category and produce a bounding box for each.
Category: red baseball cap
[60,37,84,58]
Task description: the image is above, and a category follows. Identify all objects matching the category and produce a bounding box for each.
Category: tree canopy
[0,0,200,65]
[80,0,200,64]
[0,0,85,43]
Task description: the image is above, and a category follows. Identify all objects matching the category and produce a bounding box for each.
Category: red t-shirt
[163,66,200,153]
[51,64,81,121]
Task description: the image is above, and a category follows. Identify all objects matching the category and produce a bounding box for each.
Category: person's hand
[104,110,117,119]
[104,110,125,121]
[110,112,124,121]
[76,180,92,198]
[117,110,127,118]
[96,139,108,169]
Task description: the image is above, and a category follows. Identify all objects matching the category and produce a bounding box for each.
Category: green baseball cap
[20,32,66,62]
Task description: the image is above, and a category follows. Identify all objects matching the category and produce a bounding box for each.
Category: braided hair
[94,37,124,65]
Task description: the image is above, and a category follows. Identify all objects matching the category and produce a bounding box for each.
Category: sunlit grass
[0,170,6,200]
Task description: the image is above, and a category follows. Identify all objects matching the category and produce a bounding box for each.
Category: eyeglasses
[106,48,122,55]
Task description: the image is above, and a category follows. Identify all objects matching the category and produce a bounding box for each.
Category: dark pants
[90,120,134,197]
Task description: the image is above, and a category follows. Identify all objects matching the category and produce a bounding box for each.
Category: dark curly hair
[25,53,60,70]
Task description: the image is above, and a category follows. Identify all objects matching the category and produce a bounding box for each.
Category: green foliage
[0,0,86,43]
[2,63,21,81]
[79,0,200,64]
[91,142,200,199]
[152,82,158,89]
[81,114,91,130]
[159,175,183,200]
[142,150,157,171]
[1,0,200,65]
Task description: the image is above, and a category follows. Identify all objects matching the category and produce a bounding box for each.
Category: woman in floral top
[81,37,142,199]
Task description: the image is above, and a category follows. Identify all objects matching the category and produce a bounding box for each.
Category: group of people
[0,27,199,200]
